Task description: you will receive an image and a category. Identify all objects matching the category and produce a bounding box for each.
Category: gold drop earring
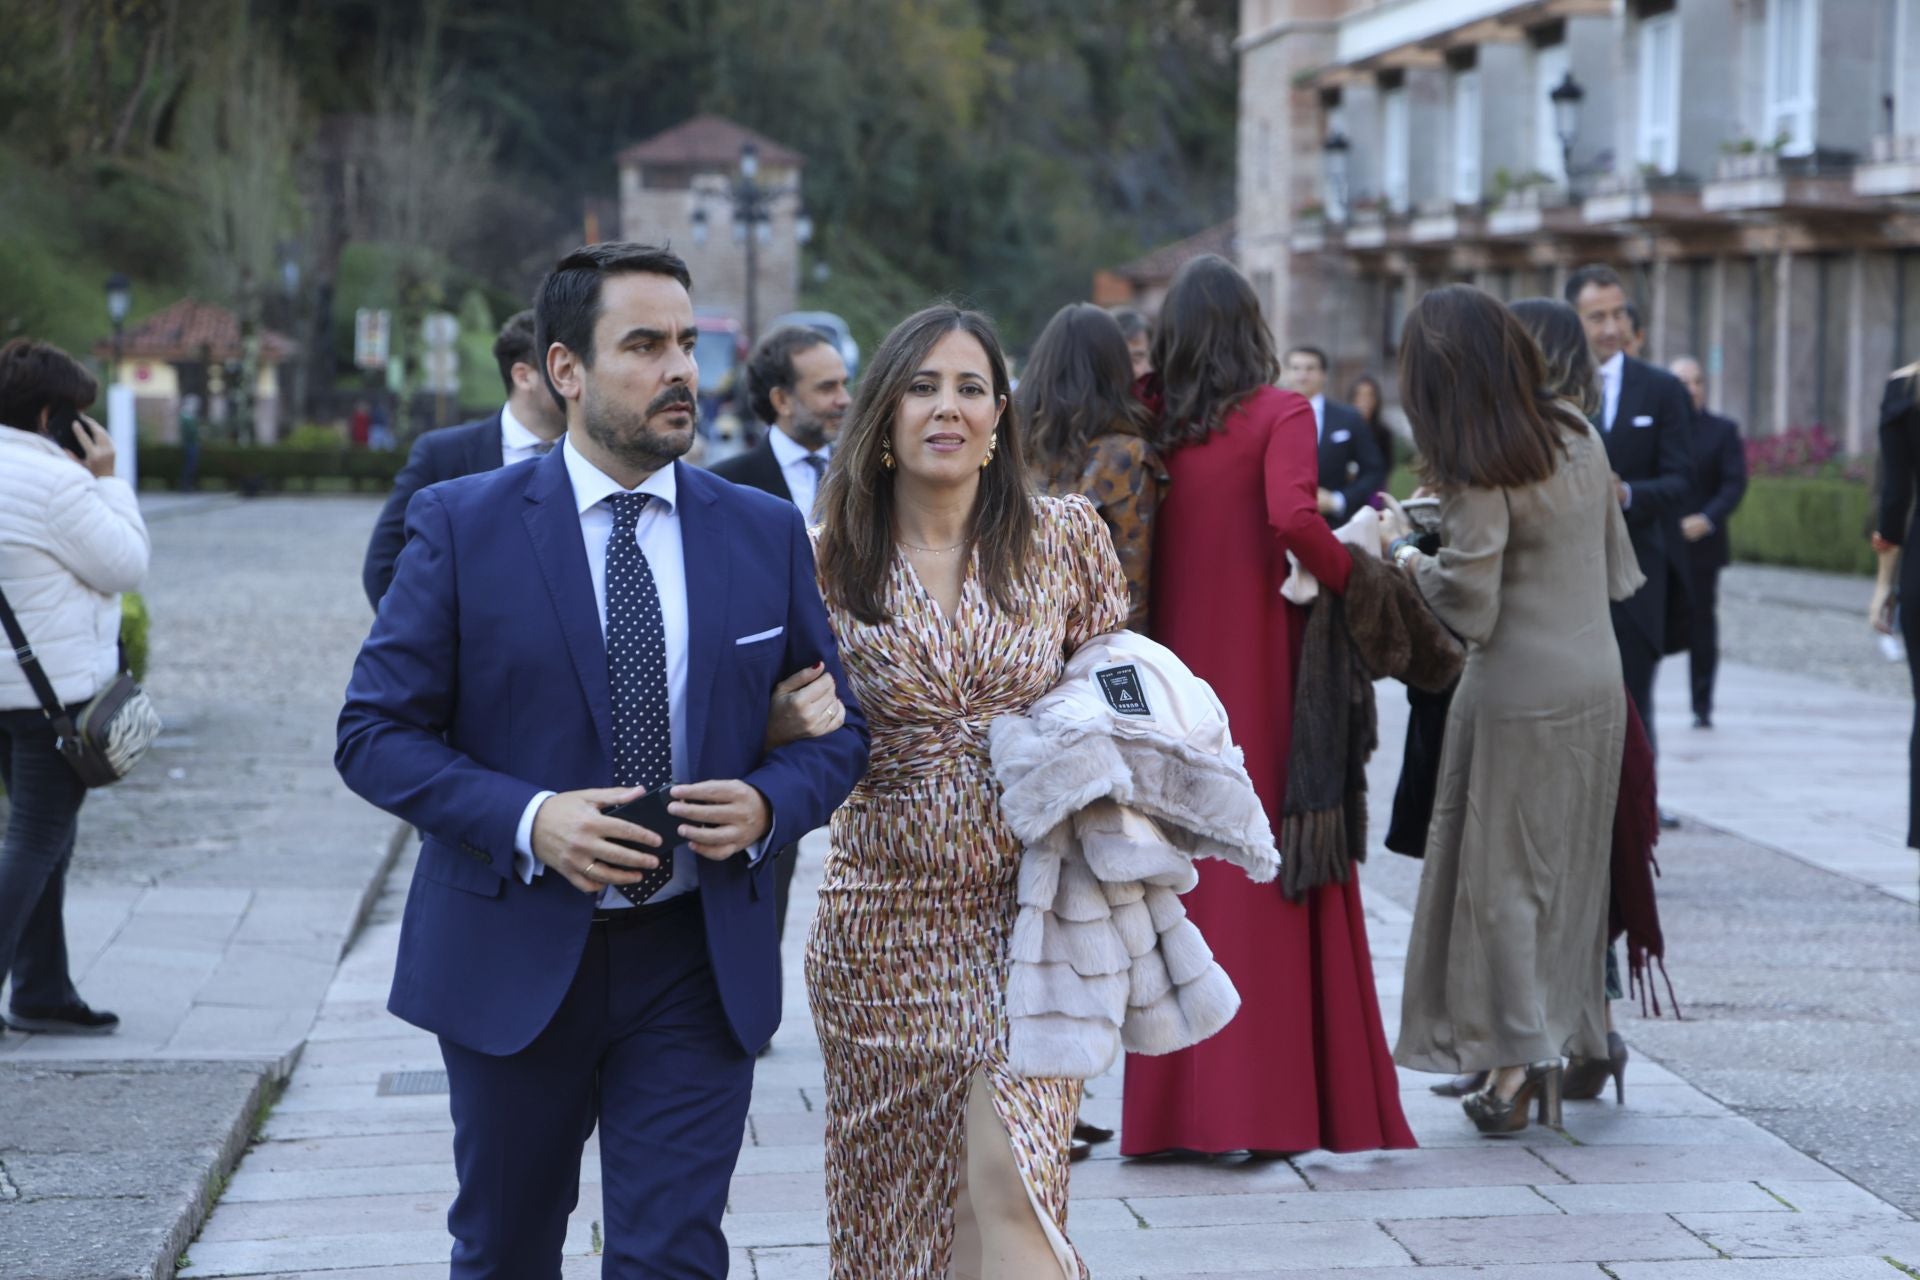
[881,441,896,470]
[981,432,998,470]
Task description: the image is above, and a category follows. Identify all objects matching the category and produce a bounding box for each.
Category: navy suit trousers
[438,897,753,1279]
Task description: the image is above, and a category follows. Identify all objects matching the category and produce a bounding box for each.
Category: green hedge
[1389,465,1874,576]
[137,445,404,492]
[1728,475,1875,576]
[120,592,149,681]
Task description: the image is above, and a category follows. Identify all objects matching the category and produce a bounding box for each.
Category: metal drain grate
[376,1069,450,1097]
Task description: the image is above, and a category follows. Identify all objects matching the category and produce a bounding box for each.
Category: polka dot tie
[604,491,675,905]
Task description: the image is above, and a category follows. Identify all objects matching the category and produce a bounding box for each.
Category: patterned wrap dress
[805,494,1129,1279]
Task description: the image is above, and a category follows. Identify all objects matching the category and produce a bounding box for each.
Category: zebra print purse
[0,586,160,787]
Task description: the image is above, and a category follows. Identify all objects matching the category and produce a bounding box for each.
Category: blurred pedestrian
[1019,302,1167,632]
[1111,306,1153,383]
[361,310,567,608]
[178,392,203,493]
[1873,359,1920,848]
[368,402,395,451]
[1282,344,1387,528]
[0,338,151,1040]
[807,305,1128,1275]
[1379,286,1644,1135]
[1669,355,1748,729]
[349,399,372,448]
[1122,254,1413,1158]
[1348,372,1393,472]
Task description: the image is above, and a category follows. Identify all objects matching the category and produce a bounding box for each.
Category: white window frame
[1382,86,1410,213]
[1451,69,1483,205]
[1637,13,1682,175]
[1765,0,1820,156]
[1533,42,1571,185]
[1324,104,1348,221]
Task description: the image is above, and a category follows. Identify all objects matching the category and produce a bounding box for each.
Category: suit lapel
[675,462,730,775]
[521,448,613,762]
[757,439,795,505]
[475,410,505,472]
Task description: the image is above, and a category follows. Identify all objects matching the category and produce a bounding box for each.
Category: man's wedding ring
[585,859,599,874]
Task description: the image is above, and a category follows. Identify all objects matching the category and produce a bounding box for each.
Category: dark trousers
[1618,631,1661,758]
[1903,549,1920,848]
[1688,558,1723,718]
[438,897,754,1279]
[0,707,88,1013]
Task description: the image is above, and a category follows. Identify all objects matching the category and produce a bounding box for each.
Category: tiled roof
[618,114,804,170]
[97,298,296,363]
[1109,218,1238,283]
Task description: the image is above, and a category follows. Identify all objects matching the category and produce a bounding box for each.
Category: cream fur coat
[988,631,1279,1079]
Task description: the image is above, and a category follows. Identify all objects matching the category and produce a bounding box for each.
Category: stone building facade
[1240,0,1920,450]
[617,115,805,339]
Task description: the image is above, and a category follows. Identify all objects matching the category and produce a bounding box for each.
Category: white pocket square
[735,626,784,645]
[1631,414,1654,428]
[1330,429,1352,443]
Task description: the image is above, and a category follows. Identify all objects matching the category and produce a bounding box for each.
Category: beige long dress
[1395,423,1645,1074]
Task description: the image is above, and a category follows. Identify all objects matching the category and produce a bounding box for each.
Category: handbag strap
[0,582,78,733]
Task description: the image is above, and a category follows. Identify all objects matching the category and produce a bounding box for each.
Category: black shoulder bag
[0,585,160,787]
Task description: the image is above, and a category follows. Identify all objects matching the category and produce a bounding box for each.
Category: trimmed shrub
[120,591,149,681]
[1728,475,1875,576]
[136,445,404,492]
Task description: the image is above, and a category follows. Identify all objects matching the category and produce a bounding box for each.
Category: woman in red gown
[1121,255,1414,1156]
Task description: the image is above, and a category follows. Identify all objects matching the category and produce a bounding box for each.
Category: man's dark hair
[1110,307,1151,343]
[746,325,830,426]
[492,310,540,393]
[1625,303,1645,336]
[535,243,692,403]
[1283,345,1330,371]
[1564,263,1625,305]
[0,337,98,434]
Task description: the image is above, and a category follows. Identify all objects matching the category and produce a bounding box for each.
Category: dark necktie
[803,453,829,521]
[533,439,556,456]
[604,491,675,905]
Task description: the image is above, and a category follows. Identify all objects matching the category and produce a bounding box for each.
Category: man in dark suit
[1566,264,1695,755]
[1669,355,1748,729]
[1282,344,1387,528]
[710,325,851,950]
[360,310,566,608]
[335,243,868,1276]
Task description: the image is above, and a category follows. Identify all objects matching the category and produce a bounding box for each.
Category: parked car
[768,310,860,382]
[693,311,748,441]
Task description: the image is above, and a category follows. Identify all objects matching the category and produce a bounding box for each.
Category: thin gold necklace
[897,537,967,554]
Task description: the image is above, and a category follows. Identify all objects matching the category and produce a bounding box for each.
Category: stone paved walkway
[179,655,1920,1279]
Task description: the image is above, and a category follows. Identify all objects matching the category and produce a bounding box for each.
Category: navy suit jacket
[361,413,505,609]
[1315,399,1388,527]
[1686,409,1747,570]
[708,436,794,505]
[335,449,869,1056]
[1600,357,1694,651]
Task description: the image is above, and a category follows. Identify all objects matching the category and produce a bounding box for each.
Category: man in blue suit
[360,309,568,609]
[336,243,868,1278]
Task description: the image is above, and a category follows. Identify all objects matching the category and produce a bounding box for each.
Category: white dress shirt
[514,440,761,906]
[499,402,557,466]
[769,428,830,519]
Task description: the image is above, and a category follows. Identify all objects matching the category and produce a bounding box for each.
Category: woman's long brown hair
[1150,254,1280,450]
[1400,285,1585,491]
[1017,303,1149,478]
[815,306,1034,626]
[1508,297,1601,419]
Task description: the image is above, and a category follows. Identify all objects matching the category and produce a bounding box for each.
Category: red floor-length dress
[1121,385,1415,1156]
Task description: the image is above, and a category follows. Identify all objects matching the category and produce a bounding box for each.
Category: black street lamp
[689,141,806,345]
[1551,71,1586,195]
[104,272,131,378]
[1322,129,1351,221]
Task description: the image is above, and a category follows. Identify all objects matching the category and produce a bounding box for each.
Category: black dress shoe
[1659,811,1681,831]
[1073,1119,1115,1144]
[1069,1137,1093,1162]
[4,1001,119,1036]
[1693,713,1712,729]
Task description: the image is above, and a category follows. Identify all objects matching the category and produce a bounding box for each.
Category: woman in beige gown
[1381,286,1643,1134]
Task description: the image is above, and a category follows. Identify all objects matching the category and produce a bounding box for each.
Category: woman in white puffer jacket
[0,338,149,1039]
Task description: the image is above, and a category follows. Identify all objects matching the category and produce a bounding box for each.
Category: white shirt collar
[562,436,677,517]
[500,401,544,452]
[768,426,829,468]
[1309,393,1326,417]
[1600,351,1625,382]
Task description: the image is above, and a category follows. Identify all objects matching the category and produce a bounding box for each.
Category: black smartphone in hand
[601,786,704,854]
[44,405,85,459]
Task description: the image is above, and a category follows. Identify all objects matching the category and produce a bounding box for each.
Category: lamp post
[690,141,807,345]
[1322,129,1351,222]
[104,273,131,377]
[1551,70,1586,196]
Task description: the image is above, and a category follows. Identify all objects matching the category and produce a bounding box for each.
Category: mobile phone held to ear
[44,405,85,459]
[600,786,705,853]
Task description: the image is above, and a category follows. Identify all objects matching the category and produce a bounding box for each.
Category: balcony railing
[1703,150,1867,214]
[1855,135,1920,198]
[1581,172,1711,226]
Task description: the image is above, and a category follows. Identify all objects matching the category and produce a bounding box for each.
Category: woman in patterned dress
[807,305,1129,1278]
[1017,301,1168,633]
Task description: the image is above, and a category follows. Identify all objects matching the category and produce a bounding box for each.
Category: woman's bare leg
[946,1071,1066,1279]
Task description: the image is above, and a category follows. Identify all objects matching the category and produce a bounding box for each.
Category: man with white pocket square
[336,242,868,1278]
[1567,263,1695,756]
[1283,344,1387,529]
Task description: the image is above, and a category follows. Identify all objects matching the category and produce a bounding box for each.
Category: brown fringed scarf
[1280,548,1465,901]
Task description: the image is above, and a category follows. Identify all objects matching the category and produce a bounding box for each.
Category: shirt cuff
[513,790,556,884]
[1621,483,1633,510]
[1330,491,1347,516]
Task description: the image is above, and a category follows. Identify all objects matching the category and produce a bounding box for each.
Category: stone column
[1845,252,1868,454]
[1773,250,1795,436]
[1708,254,1729,415]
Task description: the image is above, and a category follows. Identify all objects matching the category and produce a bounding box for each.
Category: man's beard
[787,406,833,452]
[583,380,695,470]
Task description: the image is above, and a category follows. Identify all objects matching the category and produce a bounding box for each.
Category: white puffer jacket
[0,425,150,710]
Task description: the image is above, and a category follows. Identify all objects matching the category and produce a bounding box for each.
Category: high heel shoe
[1430,1071,1490,1098]
[1563,1030,1629,1103]
[1463,1062,1563,1134]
